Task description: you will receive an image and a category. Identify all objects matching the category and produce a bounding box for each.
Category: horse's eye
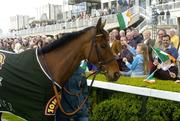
[101,43,107,48]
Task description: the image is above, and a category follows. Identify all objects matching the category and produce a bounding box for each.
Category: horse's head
[84,18,120,81]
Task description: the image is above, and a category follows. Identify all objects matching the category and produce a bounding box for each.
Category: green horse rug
[0,49,57,121]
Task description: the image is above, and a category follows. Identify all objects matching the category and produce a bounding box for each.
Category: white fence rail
[87,80,180,102]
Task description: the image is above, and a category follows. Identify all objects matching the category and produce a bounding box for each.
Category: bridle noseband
[87,32,116,72]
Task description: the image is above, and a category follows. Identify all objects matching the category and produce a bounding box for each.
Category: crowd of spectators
[109,27,180,83]
[1,25,180,83]
[10,5,120,32]
[0,35,54,53]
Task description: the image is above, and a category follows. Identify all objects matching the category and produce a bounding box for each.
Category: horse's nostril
[114,72,120,78]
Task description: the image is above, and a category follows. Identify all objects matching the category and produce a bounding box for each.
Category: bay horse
[0,18,120,121]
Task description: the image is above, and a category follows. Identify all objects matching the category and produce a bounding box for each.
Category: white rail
[87,80,180,102]
[155,1,180,11]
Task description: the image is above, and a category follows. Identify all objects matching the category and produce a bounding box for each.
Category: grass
[88,74,180,92]
[2,113,24,121]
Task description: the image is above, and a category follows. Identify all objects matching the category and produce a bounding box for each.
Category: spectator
[110,29,121,57]
[111,5,116,14]
[143,30,155,70]
[118,36,133,75]
[21,38,29,50]
[125,28,132,34]
[121,41,149,77]
[162,34,178,59]
[146,57,180,83]
[166,10,170,25]
[154,29,167,49]
[145,34,179,83]
[14,42,24,53]
[108,32,113,47]
[112,29,120,40]
[119,30,126,37]
[126,31,136,48]
[132,28,144,45]
[169,28,179,49]
[159,10,165,25]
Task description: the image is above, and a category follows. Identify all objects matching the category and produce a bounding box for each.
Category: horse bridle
[87,32,116,72]
[40,30,117,116]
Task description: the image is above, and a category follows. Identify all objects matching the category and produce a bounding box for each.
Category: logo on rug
[0,76,3,86]
[0,53,5,70]
[45,96,58,115]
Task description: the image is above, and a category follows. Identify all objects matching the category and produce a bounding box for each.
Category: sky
[0,0,63,34]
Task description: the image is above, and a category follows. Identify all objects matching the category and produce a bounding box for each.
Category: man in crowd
[143,30,155,69]
[145,34,179,83]
[154,29,167,49]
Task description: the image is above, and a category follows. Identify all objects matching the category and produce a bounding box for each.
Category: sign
[68,0,100,5]
[72,2,87,14]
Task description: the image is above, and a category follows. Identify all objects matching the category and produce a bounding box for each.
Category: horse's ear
[96,18,102,31]
[101,20,106,29]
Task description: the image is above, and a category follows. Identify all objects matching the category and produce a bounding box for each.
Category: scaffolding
[151,5,158,40]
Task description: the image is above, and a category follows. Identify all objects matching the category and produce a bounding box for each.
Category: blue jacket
[126,45,144,76]
[164,45,178,59]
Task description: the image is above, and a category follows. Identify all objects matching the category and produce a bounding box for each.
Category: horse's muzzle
[113,72,120,81]
[114,72,120,80]
[106,71,120,82]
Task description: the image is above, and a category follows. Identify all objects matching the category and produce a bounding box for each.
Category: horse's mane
[39,26,94,54]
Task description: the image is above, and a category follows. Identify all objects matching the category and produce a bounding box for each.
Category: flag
[146,70,156,80]
[144,69,157,83]
[117,10,132,30]
[152,48,170,62]
[80,60,89,72]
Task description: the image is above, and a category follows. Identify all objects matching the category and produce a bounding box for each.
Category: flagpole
[145,68,158,80]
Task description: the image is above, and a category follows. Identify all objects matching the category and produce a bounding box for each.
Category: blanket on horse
[0,49,55,121]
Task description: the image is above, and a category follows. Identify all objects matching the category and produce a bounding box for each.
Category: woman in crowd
[117,36,133,75]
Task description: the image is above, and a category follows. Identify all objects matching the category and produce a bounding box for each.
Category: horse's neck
[44,39,84,86]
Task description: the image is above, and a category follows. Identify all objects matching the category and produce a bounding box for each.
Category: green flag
[80,60,88,72]
[152,47,170,62]
[144,69,157,83]
[117,10,132,30]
